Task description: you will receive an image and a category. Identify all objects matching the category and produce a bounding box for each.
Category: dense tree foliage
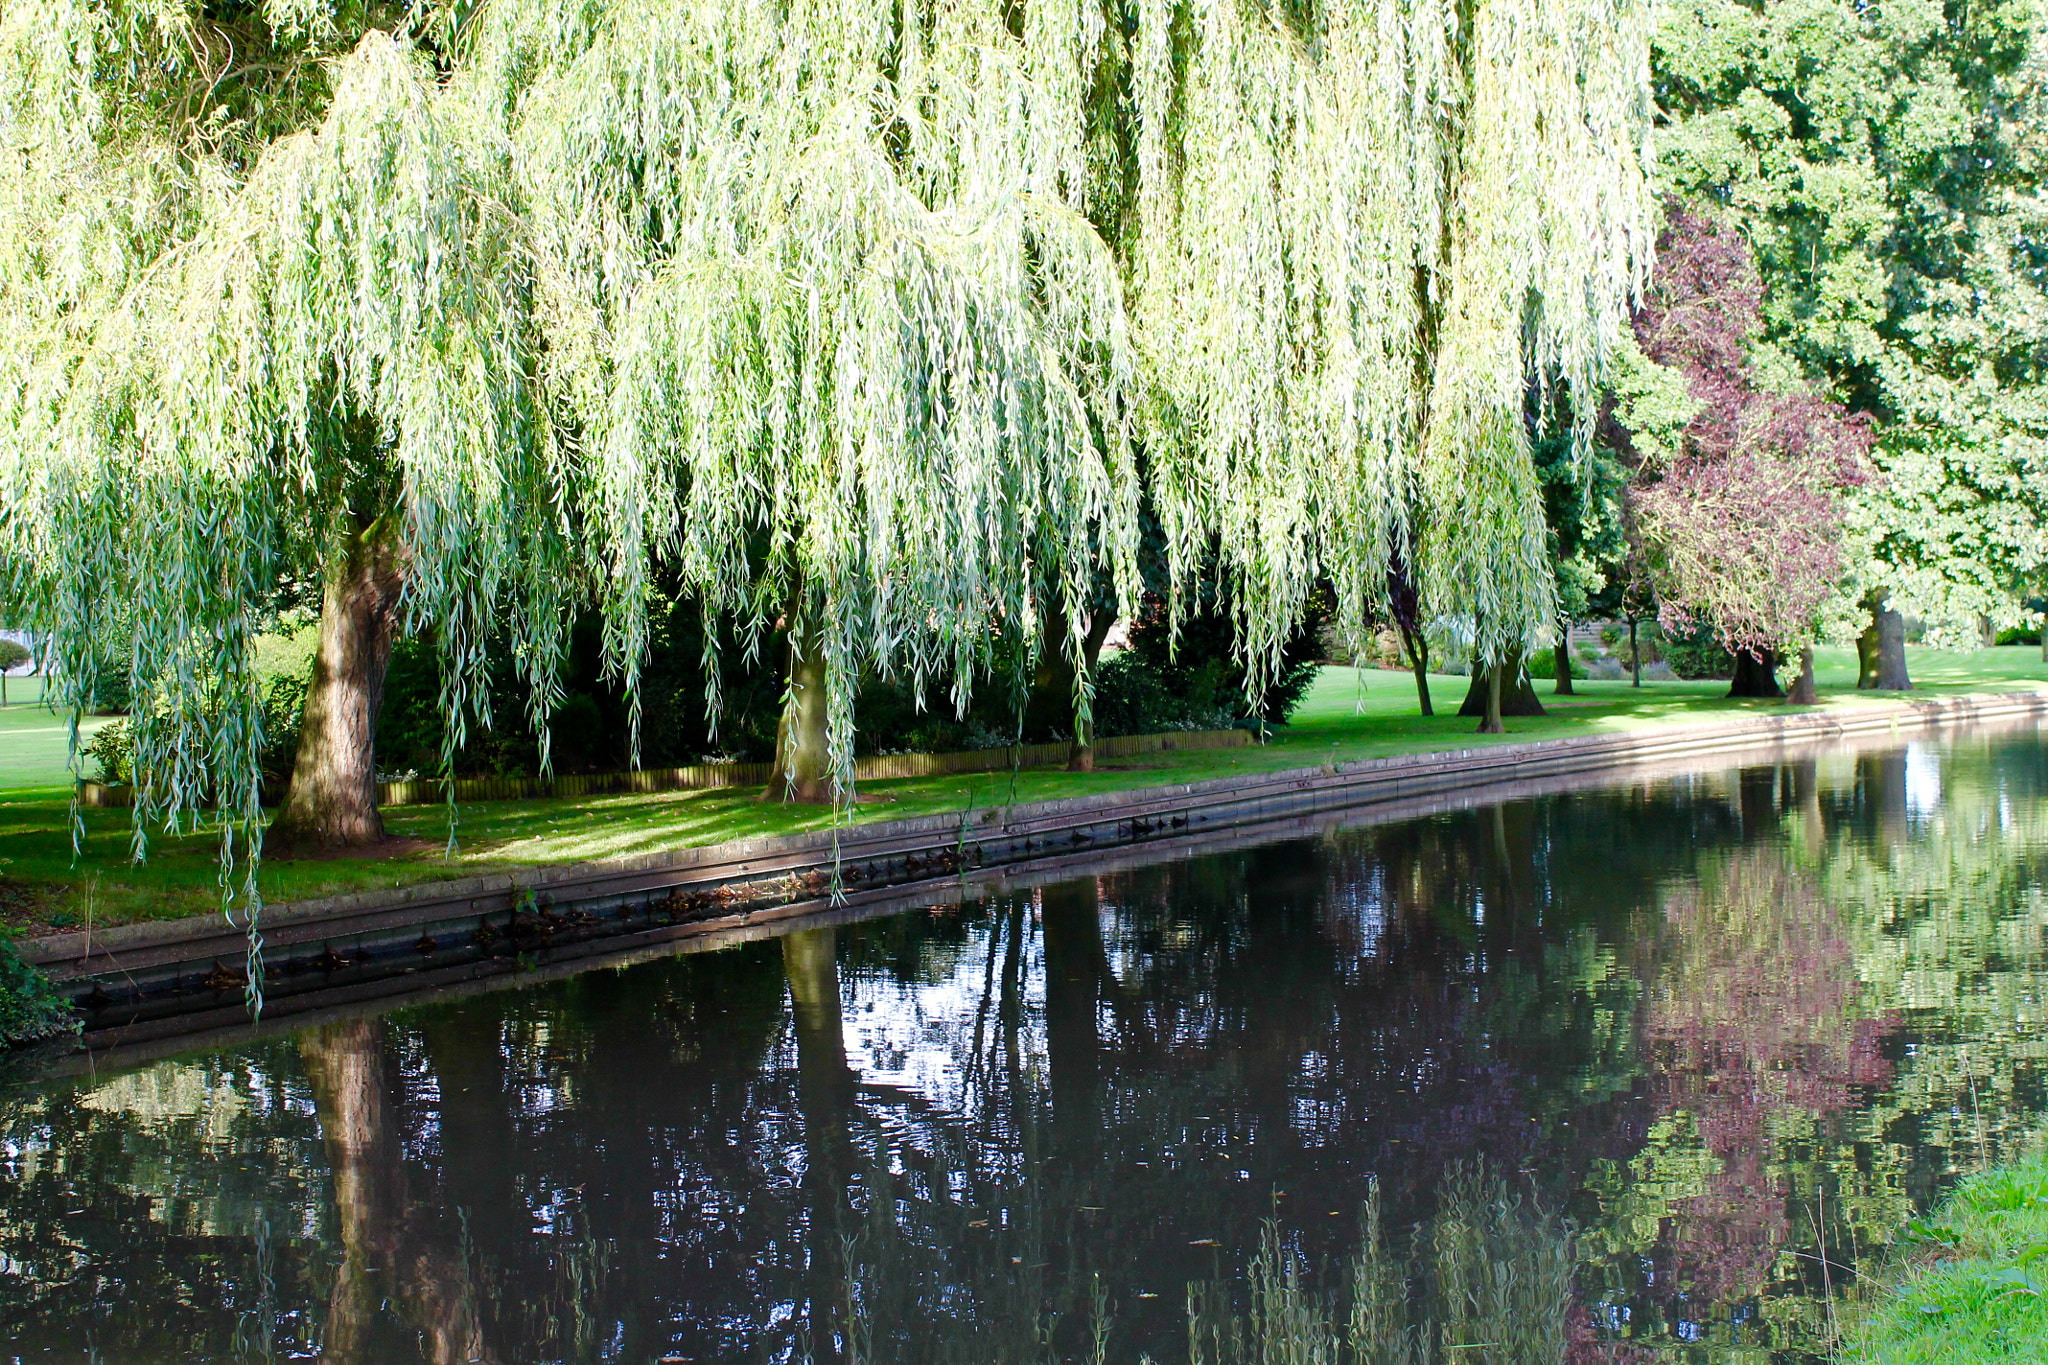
[0,0,1661,938]
[1652,0,2048,638]
[1619,205,1871,696]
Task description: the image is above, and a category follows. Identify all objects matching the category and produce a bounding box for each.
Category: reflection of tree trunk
[1727,648,1782,698]
[1784,647,1817,704]
[300,1020,496,1365]
[1857,590,1912,690]
[1041,881,1103,1144]
[784,929,856,1364]
[1861,750,1910,848]
[1791,760,1824,859]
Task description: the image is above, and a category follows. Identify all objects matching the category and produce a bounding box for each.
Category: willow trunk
[271,514,403,851]
[766,605,835,804]
[1397,622,1434,716]
[1459,650,1545,732]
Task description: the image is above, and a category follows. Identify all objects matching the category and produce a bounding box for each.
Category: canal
[4,726,2046,1362]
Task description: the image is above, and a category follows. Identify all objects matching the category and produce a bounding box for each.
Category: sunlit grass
[2,647,2042,933]
[1850,1152,2048,1363]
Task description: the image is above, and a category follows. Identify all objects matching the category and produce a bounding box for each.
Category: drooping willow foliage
[455,0,1144,794]
[0,0,1656,997]
[1135,0,1659,679]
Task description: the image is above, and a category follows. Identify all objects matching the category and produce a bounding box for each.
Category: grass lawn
[2,644,2043,934]
[1849,1151,2048,1363]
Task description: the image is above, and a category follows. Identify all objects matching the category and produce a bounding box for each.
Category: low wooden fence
[76,726,1252,810]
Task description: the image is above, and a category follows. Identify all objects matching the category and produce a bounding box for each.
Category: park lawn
[0,678,111,791]
[2,644,2043,934]
[1848,1151,2048,1364]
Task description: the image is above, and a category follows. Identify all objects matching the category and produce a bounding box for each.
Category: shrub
[1662,620,1734,679]
[84,717,131,784]
[0,935,76,1047]
[1529,646,1587,680]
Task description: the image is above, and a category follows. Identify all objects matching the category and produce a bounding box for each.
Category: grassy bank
[1850,1152,2048,1363]
[2,645,2042,934]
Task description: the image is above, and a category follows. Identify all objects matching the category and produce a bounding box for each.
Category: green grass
[1849,1152,2048,1363]
[0,677,111,791]
[2,645,2043,934]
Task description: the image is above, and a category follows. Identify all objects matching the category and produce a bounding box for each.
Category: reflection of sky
[839,909,1049,1112]
[1906,743,1943,819]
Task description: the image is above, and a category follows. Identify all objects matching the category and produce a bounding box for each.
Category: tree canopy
[1651,0,2048,638]
[0,0,1662,1006]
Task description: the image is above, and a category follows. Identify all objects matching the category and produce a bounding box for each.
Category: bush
[1091,651,1242,736]
[1528,646,1587,680]
[84,717,131,784]
[1662,620,1734,679]
[1996,625,2042,646]
[1091,584,1329,737]
[0,935,76,1047]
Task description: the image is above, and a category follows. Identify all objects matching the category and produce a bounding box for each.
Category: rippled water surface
[7,727,2048,1363]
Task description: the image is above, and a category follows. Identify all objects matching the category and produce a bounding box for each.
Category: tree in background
[1653,0,2048,645]
[1621,205,1871,703]
[1131,0,1659,736]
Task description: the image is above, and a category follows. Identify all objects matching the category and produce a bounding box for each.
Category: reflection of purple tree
[1643,849,1894,1300]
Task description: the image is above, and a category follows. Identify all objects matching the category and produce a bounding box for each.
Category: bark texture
[1727,648,1783,698]
[766,608,836,803]
[1397,621,1434,716]
[271,514,404,851]
[1458,651,1546,731]
[1856,589,1912,690]
[1552,618,1575,695]
[1785,646,1818,704]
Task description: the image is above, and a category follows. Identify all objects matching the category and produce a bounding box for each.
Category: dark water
[7,729,2048,1364]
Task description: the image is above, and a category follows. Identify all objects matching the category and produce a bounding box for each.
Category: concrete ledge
[29,689,2047,1038]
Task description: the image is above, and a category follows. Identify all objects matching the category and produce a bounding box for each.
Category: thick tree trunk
[1857,590,1912,690]
[1979,613,1997,649]
[1727,647,1783,698]
[1552,617,1575,695]
[1459,650,1545,731]
[271,514,404,851]
[765,605,835,804]
[1397,622,1434,716]
[1026,596,1117,771]
[1629,618,1642,687]
[1785,646,1818,704]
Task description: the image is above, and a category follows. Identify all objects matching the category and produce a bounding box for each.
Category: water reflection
[5,730,2048,1362]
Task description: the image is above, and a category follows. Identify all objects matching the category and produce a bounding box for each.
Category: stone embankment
[29,689,2046,1065]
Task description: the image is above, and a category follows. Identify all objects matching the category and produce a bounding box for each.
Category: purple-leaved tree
[1626,206,1872,702]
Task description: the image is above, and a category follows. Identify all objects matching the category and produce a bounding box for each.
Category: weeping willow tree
[1132,0,1658,731]
[0,6,573,1023]
[1,0,1656,1013]
[452,0,1142,802]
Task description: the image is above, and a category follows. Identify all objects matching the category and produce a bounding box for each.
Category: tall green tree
[1653,0,2048,642]
[0,0,1662,1002]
